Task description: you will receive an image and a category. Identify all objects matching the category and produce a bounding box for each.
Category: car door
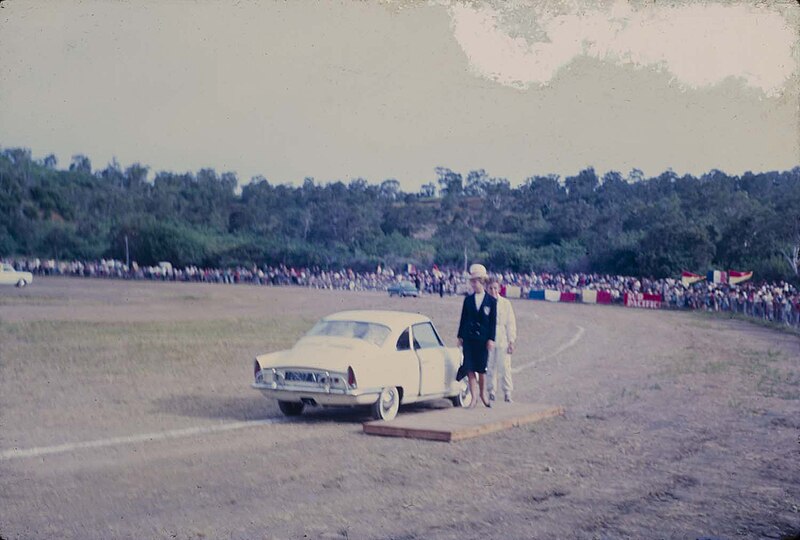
[0,265,14,285]
[392,326,421,398]
[412,322,448,396]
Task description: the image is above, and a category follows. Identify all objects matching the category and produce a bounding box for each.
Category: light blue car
[387,280,419,297]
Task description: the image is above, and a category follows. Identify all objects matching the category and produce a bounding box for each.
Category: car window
[396,328,411,351]
[306,320,391,347]
[412,323,443,349]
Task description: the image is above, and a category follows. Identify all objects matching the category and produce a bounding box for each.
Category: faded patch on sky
[0,0,798,188]
[448,1,797,96]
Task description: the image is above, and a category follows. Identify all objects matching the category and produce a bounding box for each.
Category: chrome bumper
[251,382,381,406]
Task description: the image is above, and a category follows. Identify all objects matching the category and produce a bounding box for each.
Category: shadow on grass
[295,398,454,425]
[152,393,456,424]
[152,394,280,421]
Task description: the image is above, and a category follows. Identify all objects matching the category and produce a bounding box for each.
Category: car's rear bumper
[251,383,381,406]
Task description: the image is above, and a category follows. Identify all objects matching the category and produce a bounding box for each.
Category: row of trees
[1,148,798,282]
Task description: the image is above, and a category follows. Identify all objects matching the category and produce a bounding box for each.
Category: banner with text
[624,292,662,309]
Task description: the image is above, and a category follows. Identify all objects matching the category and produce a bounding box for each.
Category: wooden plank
[362,402,563,442]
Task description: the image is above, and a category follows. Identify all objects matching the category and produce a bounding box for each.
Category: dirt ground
[1,277,798,540]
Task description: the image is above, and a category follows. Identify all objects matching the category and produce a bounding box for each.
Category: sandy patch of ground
[1,277,798,539]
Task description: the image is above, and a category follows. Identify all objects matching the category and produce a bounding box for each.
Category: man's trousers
[487,347,513,398]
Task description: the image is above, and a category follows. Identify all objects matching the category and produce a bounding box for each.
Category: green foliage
[1,146,799,281]
[36,222,105,260]
[110,218,212,267]
[0,225,18,256]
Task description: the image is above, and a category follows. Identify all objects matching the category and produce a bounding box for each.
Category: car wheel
[450,379,472,408]
[278,400,304,417]
[372,386,400,421]
[16,279,27,288]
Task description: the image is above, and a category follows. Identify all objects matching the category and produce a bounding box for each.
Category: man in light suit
[487,278,517,402]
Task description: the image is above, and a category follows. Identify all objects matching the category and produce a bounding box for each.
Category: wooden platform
[363,402,564,442]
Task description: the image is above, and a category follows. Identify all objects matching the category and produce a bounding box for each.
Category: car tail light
[347,366,357,388]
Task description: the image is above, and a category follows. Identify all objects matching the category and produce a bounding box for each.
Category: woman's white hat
[469,263,488,280]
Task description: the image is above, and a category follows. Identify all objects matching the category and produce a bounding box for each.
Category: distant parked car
[0,263,33,287]
[387,280,419,297]
[252,310,470,420]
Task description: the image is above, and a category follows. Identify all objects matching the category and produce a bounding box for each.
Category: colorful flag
[728,270,753,285]
[681,271,705,287]
[706,270,728,284]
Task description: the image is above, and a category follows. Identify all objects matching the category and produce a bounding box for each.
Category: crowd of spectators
[4,257,800,328]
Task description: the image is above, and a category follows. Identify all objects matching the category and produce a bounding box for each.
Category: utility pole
[125,235,130,269]
[463,245,468,273]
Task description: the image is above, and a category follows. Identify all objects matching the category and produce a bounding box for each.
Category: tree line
[1,148,798,282]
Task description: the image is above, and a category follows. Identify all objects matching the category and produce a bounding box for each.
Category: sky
[1,0,798,192]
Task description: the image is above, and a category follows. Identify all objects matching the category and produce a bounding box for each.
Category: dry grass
[1,277,799,540]
[0,317,312,377]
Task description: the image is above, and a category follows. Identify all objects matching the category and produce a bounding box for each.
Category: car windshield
[305,320,391,347]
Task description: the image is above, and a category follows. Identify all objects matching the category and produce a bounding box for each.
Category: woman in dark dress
[457,264,497,408]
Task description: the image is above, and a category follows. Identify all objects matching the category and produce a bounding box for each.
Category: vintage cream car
[0,263,33,287]
[252,310,470,420]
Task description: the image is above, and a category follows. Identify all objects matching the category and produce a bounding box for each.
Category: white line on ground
[0,418,286,462]
[511,324,585,374]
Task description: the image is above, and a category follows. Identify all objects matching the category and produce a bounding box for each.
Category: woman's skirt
[462,339,489,374]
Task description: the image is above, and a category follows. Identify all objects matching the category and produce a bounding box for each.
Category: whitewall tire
[372,386,400,421]
[450,379,472,408]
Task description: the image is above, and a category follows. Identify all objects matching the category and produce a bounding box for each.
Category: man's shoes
[504,395,513,403]
[489,392,496,401]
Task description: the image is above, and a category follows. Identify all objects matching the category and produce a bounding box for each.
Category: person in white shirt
[487,278,517,402]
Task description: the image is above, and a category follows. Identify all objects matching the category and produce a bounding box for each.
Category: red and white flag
[681,271,705,287]
[728,270,753,285]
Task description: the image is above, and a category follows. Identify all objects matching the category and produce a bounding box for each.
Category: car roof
[323,310,431,328]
